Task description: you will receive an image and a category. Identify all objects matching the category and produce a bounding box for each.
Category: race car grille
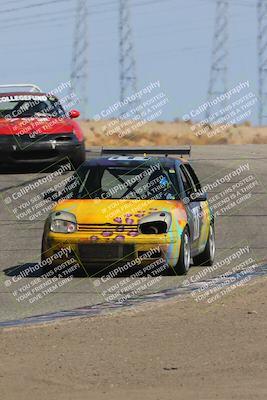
[77,223,139,234]
[78,243,135,260]
[15,133,76,143]
[0,133,76,144]
[12,150,58,160]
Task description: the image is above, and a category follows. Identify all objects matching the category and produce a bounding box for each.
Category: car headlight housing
[138,212,172,234]
[50,211,77,233]
[50,219,77,233]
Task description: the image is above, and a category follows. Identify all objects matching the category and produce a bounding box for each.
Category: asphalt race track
[0,145,266,325]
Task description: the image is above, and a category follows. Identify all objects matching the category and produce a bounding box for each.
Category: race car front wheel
[173,227,191,275]
[193,224,215,266]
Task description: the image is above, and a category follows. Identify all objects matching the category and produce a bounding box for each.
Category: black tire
[193,224,215,266]
[71,142,86,169]
[71,154,85,169]
[173,227,191,275]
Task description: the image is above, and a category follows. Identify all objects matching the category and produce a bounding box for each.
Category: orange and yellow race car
[41,147,215,275]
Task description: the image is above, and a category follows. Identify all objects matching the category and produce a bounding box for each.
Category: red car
[0,84,86,168]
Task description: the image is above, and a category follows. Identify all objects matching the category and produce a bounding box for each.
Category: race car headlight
[50,219,77,233]
[138,212,172,234]
[50,211,77,233]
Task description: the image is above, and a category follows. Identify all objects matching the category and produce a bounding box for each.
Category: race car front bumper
[42,231,180,269]
[0,133,85,166]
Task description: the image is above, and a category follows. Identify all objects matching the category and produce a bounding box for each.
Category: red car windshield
[0,94,66,118]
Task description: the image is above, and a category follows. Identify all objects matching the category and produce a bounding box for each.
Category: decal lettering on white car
[0,95,48,102]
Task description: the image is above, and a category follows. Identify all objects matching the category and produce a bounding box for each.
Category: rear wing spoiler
[0,83,42,93]
[96,146,191,158]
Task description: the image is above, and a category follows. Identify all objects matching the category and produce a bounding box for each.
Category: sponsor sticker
[0,95,48,102]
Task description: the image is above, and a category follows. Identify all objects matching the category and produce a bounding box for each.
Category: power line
[0,0,72,13]
[0,0,167,15]
[0,0,171,30]
[0,0,118,19]
[200,0,255,6]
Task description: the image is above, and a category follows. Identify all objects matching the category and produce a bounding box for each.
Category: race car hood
[0,117,74,135]
[52,199,187,226]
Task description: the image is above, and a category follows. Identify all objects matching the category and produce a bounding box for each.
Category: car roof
[0,92,56,97]
[81,156,188,169]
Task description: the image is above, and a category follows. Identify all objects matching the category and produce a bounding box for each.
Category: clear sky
[0,0,259,123]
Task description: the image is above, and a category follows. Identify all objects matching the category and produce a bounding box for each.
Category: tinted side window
[179,165,196,197]
[184,164,201,191]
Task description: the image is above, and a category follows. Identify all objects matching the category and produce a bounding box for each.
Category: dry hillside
[80,119,267,147]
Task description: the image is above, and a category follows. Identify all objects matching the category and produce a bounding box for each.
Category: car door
[176,164,203,255]
[184,162,211,225]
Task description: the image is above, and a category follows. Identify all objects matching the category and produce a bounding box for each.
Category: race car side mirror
[69,109,80,119]
[191,192,208,202]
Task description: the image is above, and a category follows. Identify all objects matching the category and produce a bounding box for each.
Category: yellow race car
[41,147,215,275]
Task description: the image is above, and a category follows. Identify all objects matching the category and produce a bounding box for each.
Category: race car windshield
[0,95,66,118]
[71,164,180,200]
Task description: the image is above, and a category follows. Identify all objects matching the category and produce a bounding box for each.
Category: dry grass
[79,119,267,147]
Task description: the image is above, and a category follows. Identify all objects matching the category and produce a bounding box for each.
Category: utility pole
[258,0,267,125]
[119,0,139,117]
[206,1,229,120]
[70,0,89,117]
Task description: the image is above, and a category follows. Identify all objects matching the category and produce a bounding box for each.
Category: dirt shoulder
[1,277,267,400]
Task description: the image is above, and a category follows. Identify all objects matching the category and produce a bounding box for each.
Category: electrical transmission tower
[119,0,139,117]
[258,0,267,125]
[70,0,89,117]
[206,1,229,120]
